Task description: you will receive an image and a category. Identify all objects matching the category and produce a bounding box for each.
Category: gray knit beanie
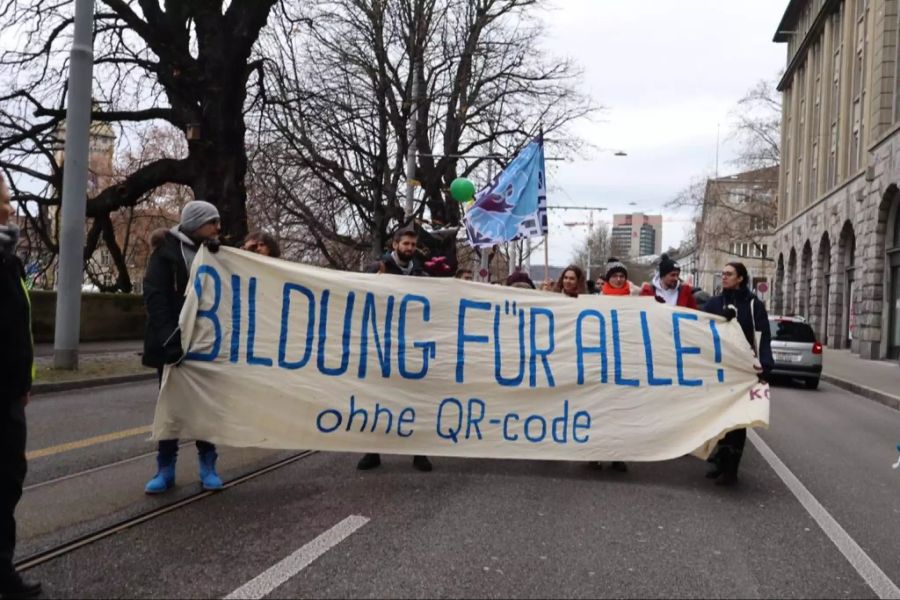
[180,200,220,234]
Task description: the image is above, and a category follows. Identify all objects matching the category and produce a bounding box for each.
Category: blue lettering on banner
[247,277,273,367]
[316,409,342,433]
[493,305,526,387]
[708,320,725,383]
[397,407,416,437]
[185,265,222,362]
[436,397,464,443]
[315,397,417,437]
[502,413,520,441]
[316,290,356,376]
[230,274,241,363]
[673,312,703,387]
[523,414,547,443]
[456,299,491,383]
[466,398,486,440]
[529,308,556,388]
[575,310,608,384]
[359,292,394,379]
[278,283,316,370]
[610,310,639,387]
[398,295,436,380]
[639,311,673,386]
[572,411,591,443]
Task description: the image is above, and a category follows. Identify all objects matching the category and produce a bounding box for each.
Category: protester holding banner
[242,231,281,258]
[598,258,641,297]
[142,200,225,494]
[506,270,536,289]
[702,262,773,486]
[588,257,639,473]
[555,265,586,297]
[357,227,433,472]
[641,254,697,309]
[0,173,42,599]
[455,268,474,281]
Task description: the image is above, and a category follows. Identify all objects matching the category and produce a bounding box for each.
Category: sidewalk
[33,339,143,358]
[32,340,152,395]
[821,348,900,411]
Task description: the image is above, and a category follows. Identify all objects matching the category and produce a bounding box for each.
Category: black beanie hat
[658,253,680,277]
[604,257,627,281]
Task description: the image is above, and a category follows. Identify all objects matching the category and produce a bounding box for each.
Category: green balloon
[450,178,476,202]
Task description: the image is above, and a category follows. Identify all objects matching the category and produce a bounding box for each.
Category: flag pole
[544,234,549,282]
[540,124,548,284]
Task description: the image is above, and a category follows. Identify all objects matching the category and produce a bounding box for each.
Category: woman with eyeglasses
[702,262,774,486]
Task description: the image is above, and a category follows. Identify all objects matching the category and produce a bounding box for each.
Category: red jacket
[640,282,698,310]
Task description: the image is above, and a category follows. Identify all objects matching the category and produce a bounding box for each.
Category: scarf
[169,225,199,270]
[652,274,679,305]
[602,281,631,296]
[390,251,415,276]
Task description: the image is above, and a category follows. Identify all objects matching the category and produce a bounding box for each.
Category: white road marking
[224,515,370,600]
[749,430,900,600]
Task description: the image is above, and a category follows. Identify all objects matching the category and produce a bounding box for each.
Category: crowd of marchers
[0,191,773,599]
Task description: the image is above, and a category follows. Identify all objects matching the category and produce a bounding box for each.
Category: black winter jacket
[379,251,425,276]
[703,286,774,376]
[0,246,32,399]
[142,229,193,368]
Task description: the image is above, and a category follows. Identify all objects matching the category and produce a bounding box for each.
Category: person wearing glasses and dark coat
[702,262,774,486]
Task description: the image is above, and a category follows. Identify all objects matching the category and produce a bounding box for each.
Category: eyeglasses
[721,271,737,277]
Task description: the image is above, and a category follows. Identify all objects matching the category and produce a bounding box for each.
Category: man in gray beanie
[141,199,223,494]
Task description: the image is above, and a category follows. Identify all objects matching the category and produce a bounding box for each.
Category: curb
[31,372,157,396]
[821,374,900,411]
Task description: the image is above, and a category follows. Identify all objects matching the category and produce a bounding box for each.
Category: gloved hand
[204,239,221,253]
[163,330,185,366]
[722,304,737,321]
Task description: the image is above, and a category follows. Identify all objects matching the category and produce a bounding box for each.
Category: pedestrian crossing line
[225,515,370,600]
[26,425,152,460]
[749,430,900,600]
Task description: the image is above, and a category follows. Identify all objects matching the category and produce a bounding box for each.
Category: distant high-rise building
[610,213,662,258]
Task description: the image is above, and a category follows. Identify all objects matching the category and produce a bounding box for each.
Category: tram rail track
[15,450,318,572]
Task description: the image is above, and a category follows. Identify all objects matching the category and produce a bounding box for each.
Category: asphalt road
[15,380,900,598]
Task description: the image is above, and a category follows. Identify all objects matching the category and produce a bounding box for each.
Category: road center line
[224,515,370,600]
[26,425,152,460]
[748,430,900,599]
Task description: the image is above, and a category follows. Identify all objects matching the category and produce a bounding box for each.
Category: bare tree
[0,0,278,291]
[727,76,781,170]
[570,222,611,281]
[255,0,595,267]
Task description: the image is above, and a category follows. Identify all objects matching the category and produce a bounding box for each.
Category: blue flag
[465,136,547,247]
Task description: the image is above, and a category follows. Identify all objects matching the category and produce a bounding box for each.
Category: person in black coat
[357,227,433,472]
[0,174,41,598]
[703,262,773,486]
[142,200,224,494]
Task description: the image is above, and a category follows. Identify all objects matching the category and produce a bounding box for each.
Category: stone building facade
[773,0,900,361]
[695,167,778,300]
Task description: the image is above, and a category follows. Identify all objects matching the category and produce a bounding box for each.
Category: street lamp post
[53,0,95,370]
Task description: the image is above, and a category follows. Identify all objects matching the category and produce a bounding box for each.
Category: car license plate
[773,352,801,363]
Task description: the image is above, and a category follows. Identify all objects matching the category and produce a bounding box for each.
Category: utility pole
[53,0,95,370]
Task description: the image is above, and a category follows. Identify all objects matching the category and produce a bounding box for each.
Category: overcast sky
[538,0,788,267]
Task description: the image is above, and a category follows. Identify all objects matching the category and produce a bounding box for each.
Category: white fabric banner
[153,247,769,461]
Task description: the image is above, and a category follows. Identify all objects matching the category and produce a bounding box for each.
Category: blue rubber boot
[144,455,176,494]
[199,450,223,490]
